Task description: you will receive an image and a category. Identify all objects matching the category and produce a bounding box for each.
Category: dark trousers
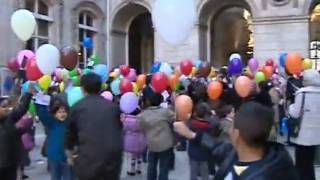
[49,160,73,180]
[147,148,173,180]
[295,145,316,180]
[0,165,17,180]
[78,162,122,180]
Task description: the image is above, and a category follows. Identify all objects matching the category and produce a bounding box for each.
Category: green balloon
[71,76,80,86]
[90,54,100,65]
[69,69,78,77]
[255,72,266,83]
[28,101,36,115]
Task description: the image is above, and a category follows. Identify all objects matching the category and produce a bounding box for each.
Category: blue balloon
[193,60,202,69]
[111,80,121,96]
[67,87,84,107]
[82,37,93,48]
[21,81,30,93]
[228,58,243,76]
[93,64,108,82]
[151,62,161,73]
[279,53,287,67]
[3,77,13,91]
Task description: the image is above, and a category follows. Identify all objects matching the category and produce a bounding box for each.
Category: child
[138,92,175,180]
[188,102,212,180]
[0,87,33,179]
[121,108,147,176]
[36,96,73,180]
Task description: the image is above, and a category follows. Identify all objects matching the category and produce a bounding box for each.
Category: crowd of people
[1,59,320,180]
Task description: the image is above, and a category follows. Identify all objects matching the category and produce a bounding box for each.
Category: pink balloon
[17,50,35,66]
[101,91,113,101]
[7,58,19,72]
[54,68,63,81]
[126,68,137,82]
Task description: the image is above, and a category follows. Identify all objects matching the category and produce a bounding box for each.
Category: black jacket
[214,143,299,180]
[65,95,123,179]
[0,93,32,168]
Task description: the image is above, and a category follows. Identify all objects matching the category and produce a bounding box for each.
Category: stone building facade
[0,0,319,73]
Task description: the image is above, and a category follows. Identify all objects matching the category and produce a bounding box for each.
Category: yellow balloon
[191,67,197,76]
[102,83,108,90]
[38,75,52,90]
[132,82,139,95]
[209,67,217,78]
[303,59,313,70]
[59,82,64,92]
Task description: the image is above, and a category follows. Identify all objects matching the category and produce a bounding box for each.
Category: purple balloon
[228,58,243,76]
[101,91,113,101]
[120,92,139,114]
[248,58,259,73]
[126,68,137,82]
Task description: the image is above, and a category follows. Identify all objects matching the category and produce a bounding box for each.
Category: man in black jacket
[0,86,33,180]
[65,73,123,180]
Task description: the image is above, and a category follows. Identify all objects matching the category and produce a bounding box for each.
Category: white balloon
[229,53,241,61]
[36,44,60,75]
[159,62,173,76]
[11,9,36,41]
[152,0,196,45]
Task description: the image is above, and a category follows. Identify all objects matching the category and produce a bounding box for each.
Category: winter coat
[36,104,67,161]
[122,114,146,155]
[214,143,298,180]
[138,106,175,152]
[64,95,123,179]
[0,93,32,168]
[289,69,320,146]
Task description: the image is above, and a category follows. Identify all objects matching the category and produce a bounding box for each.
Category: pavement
[21,123,320,180]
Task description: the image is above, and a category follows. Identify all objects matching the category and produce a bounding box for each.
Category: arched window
[25,0,53,51]
[310,4,320,69]
[78,12,98,65]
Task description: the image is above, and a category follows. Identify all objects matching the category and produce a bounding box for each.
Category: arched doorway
[310,3,320,69]
[111,3,154,73]
[199,0,253,67]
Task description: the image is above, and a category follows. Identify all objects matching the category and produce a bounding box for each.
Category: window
[25,0,52,51]
[310,4,320,70]
[78,12,97,66]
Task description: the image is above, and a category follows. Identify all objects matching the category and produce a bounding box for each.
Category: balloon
[3,77,13,91]
[11,9,36,41]
[235,76,252,98]
[67,87,84,107]
[60,47,78,70]
[179,75,190,88]
[127,68,137,82]
[17,50,35,66]
[197,61,211,77]
[93,64,108,82]
[152,0,196,45]
[82,68,91,75]
[111,80,121,95]
[174,66,182,77]
[248,58,259,73]
[151,62,161,73]
[303,59,313,70]
[21,81,30,94]
[82,37,93,48]
[36,44,60,75]
[285,52,302,74]
[152,72,168,93]
[180,60,193,76]
[120,78,133,94]
[266,59,274,67]
[38,75,52,90]
[69,69,78,77]
[120,92,139,114]
[207,81,223,100]
[159,62,173,76]
[175,95,193,122]
[101,91,113,101]
[59,82,64,92]
[28,102,36,115]
[228,58,243,76]
[262,66,273,79]
[89,54,100,65]
[193,60,202,69]
[229,53,241,61]
[191,67,197,77]
[169,74,178,90]
[119,65,130,76]
[132,82,139,95]
[71,76,80,86]
[26,58,43,81]
[136,74,146,89]
[255,71,266,83]
[279,53,287,67]
[7,58,19,72]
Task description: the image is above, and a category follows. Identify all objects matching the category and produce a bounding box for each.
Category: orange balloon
[235,76,252,98]
[207,81,223,100]
[285,52,302,74]
[175,66,182,77]
[175,95,193,122]
[169,74,178,90]
[262,66,273,79]
[136,74,146,90]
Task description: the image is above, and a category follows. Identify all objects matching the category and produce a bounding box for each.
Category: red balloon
[26,58,43,81]
[152,72,168,93]
[120,65,130,76]
[266,59,274,67]
[60,46,78,70]
[120,78,133,94]
[197,61,211,77]
[180,60,193,76]
[7,58,19,72]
